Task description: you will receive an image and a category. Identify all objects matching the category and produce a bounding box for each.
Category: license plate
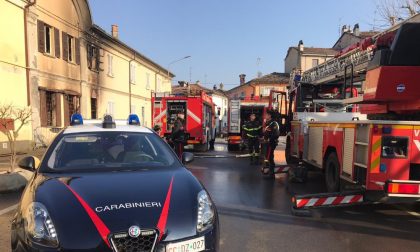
[166,236,205,252]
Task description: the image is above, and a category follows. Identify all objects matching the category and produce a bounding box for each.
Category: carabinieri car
[11,114,219,252]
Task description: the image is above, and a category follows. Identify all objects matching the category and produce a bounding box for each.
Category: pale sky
[89,0,380,89]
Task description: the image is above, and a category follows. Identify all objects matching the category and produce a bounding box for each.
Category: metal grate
[110,229,158,252]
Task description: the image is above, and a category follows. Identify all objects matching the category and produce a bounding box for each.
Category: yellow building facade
[0,0,32,153]
[90,25,172,128]
[284,41,337,74]
[0,0,173,152]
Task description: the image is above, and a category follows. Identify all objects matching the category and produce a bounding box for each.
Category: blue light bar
[70,113,83,126]
[128,114,141,126]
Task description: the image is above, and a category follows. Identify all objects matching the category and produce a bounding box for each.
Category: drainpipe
[24,0,36,106]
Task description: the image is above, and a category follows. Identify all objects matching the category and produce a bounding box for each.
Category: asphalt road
[189,143,420,252]
[1,143,420,251]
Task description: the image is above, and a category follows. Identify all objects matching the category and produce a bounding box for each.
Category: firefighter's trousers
[174,141,184,160]
[248,137,260,162]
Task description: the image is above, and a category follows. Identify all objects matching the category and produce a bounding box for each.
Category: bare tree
[0,104,32,173]
[375,0,419,26]
[401,0,420,16]
[376,0,404,26]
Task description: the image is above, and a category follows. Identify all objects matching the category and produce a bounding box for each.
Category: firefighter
[153,124,162,136]
[243,113,262,165]
[262,109,280,177]
[170,112,186,160]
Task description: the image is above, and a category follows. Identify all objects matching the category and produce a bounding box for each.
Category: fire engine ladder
[289,47,374,89]
[307,48,373,84]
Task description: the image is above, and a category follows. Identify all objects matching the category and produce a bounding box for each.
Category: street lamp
[167,56,191,81]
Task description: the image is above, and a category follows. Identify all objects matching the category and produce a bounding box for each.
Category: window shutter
[37,20,45,53]
[39,90,47,127]
[75,38,81,65]
[54,28,60,58]
[55,93,62,127]
[62,32,68,61]
[95,47,100,71]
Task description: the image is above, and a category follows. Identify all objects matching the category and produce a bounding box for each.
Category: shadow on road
[217,202,420,242]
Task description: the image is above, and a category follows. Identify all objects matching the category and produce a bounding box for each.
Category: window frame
[44,24,54,56]
[87,44,99,71]
[45,91,56,127]
[67,35,76,63]
[90,98,97,119]
[157,77,162,92]
[146,73,151,90]
[130,63,136,84]
[107,54,114,77]
[107,101,115,116]
[312,59,319,68]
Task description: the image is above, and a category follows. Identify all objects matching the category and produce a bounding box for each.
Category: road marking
[406,210,420,217]
[0,204,18,216]
[393,205,420,218]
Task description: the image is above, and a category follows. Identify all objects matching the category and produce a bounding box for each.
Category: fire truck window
[381,137,408,159]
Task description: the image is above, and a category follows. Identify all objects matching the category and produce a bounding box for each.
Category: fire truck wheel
[285,136,298,165]
[325,152,341,192]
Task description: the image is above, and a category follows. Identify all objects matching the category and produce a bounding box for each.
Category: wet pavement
[188,143,420,252]
[1,142,420,251]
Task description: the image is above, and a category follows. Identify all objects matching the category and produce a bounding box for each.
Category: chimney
[298,40,304,52]
[239,74,246,85]
[219,83,224,90]
[341,25,348,35]
[111,24,119,39]
[353,23,360,36]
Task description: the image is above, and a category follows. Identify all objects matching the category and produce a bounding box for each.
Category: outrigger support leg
[289,162,308,183]
[290,190,365,217]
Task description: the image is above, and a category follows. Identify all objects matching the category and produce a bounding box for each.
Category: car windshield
[45,132,176,171]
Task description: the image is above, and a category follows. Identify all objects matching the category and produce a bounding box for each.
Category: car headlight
[197,190,215,232]
[24,202,59,247]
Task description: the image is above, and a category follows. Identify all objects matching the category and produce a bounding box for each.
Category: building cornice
[91,25,175,78]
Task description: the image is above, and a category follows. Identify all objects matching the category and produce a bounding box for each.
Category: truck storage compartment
[409,164,420,181]
[166,101,187,131]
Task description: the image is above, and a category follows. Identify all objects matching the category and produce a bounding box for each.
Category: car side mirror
[18,156,40,172]
[182,152,194,164]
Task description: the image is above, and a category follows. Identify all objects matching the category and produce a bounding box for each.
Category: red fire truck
[227,96,268,151]
[152,90,216,151]
[282,22,420,211]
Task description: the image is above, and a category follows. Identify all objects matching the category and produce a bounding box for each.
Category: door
[270,91,288,136]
